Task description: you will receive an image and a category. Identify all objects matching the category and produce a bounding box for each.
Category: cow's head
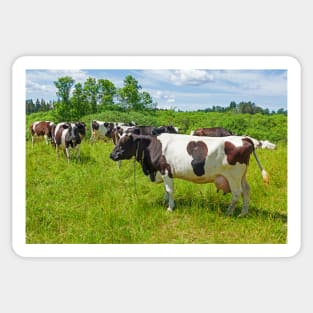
[104,123,115,137]
[67,123,81,146]
[110,134,138,161]
[74,122,86,139]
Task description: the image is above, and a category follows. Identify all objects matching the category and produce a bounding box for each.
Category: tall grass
[26,139,287,244]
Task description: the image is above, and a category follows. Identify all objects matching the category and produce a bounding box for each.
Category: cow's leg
[65,147,70,163]
[239,174,250,217]
[225,177,242,216]
[90,132,95,143]
[162,174,174,211]
[44,134,48,144]
[56,145,60,159]
[31,135,34,148]
[76,145,80,162]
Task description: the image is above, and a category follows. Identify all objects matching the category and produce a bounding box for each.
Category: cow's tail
[252,149,269,184]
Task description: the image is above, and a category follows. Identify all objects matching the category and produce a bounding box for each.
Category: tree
[277,108,287,115]
[119,75,142,110]
[35,98,41,112]
[71,82,89,119]
[141,91,154,109]
[229,101,237,111]
[84,77,98,114]
[54,76,75,121]
[98,79,116,111]
[26,99,35,114]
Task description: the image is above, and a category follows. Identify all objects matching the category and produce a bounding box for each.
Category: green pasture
[26,137,287,244]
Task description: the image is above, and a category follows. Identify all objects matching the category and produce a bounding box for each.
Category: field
[26,116,287,244]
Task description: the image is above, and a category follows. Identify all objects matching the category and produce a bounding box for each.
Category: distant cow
[246,137,276,150]
[125,125,179,136]
[29,121,55,147]
[110,133,268,217]
[191,127,233,137]
[90,120,115,142]
[259,140,276,150]
[90,120,136,144]
[51,122,86,162]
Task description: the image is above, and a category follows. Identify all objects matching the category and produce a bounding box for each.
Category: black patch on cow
[136,136,172,181]
[92,121,99,130]
[186,141,208,176]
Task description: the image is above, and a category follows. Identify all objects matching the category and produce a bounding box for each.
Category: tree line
[198,101,287,115]
[26,75,287,120]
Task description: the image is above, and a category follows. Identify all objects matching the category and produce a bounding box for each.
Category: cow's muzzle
[110,152,120,161]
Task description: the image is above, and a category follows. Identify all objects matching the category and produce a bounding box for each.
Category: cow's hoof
[167,207,173,212]
[238,212,248,218]
[225,210,234,216]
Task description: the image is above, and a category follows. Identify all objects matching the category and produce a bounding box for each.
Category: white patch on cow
[61,128,68,147]
[32,121,40,132]
[54,122,64,138]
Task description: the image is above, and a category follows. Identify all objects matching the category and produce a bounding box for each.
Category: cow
[110,133,269,217]
[125,125,179,136]
[190,127,233,137]
[51,122,85,162]
[29,121,55,147]
[90,120,136,144]
[90,120,115,142]
[259,140,276,150]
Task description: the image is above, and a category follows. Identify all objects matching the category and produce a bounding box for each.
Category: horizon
[26,69,287,112]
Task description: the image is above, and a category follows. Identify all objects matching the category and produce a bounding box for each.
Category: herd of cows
[29,119,276,216]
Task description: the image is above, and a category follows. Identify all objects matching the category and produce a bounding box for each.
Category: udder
[214,175,231,194]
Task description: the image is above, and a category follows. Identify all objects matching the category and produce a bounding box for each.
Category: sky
[26,69,287,111]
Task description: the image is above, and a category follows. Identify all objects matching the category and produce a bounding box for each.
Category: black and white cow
[90,120,115,142]
[29,121,55,147]
[125,125,179,136]
[90,120,136,144]
[110,133,269,217]
[52,122,86,162]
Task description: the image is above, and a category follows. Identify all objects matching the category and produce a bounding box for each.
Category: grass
[26,138,287,244]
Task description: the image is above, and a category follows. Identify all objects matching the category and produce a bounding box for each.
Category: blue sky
[26,69,287,111]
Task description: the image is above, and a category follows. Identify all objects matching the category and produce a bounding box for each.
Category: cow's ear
[63,124,69,129]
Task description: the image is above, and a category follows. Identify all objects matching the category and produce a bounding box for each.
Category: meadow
[26,112,287,244]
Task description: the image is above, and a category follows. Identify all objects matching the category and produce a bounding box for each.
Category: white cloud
[26,69,89,100]
[148,89,176,104]
[169,69,214,86]
[211,70,287,96]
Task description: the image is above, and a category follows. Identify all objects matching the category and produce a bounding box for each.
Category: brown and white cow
[192,127,276,150]
[29,121,55,147]
[110,133,269,217]
[51,122,86,162]
[190,127,233,137]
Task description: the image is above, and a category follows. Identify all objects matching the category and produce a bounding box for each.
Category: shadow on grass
[154,195,287,223]
[249,206,287,223]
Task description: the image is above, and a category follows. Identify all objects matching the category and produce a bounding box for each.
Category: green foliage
[26,109,287,144]
[98,79,116,111]
[71,82,89,120]
[83,77,98,114]
[53,76,75,121]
